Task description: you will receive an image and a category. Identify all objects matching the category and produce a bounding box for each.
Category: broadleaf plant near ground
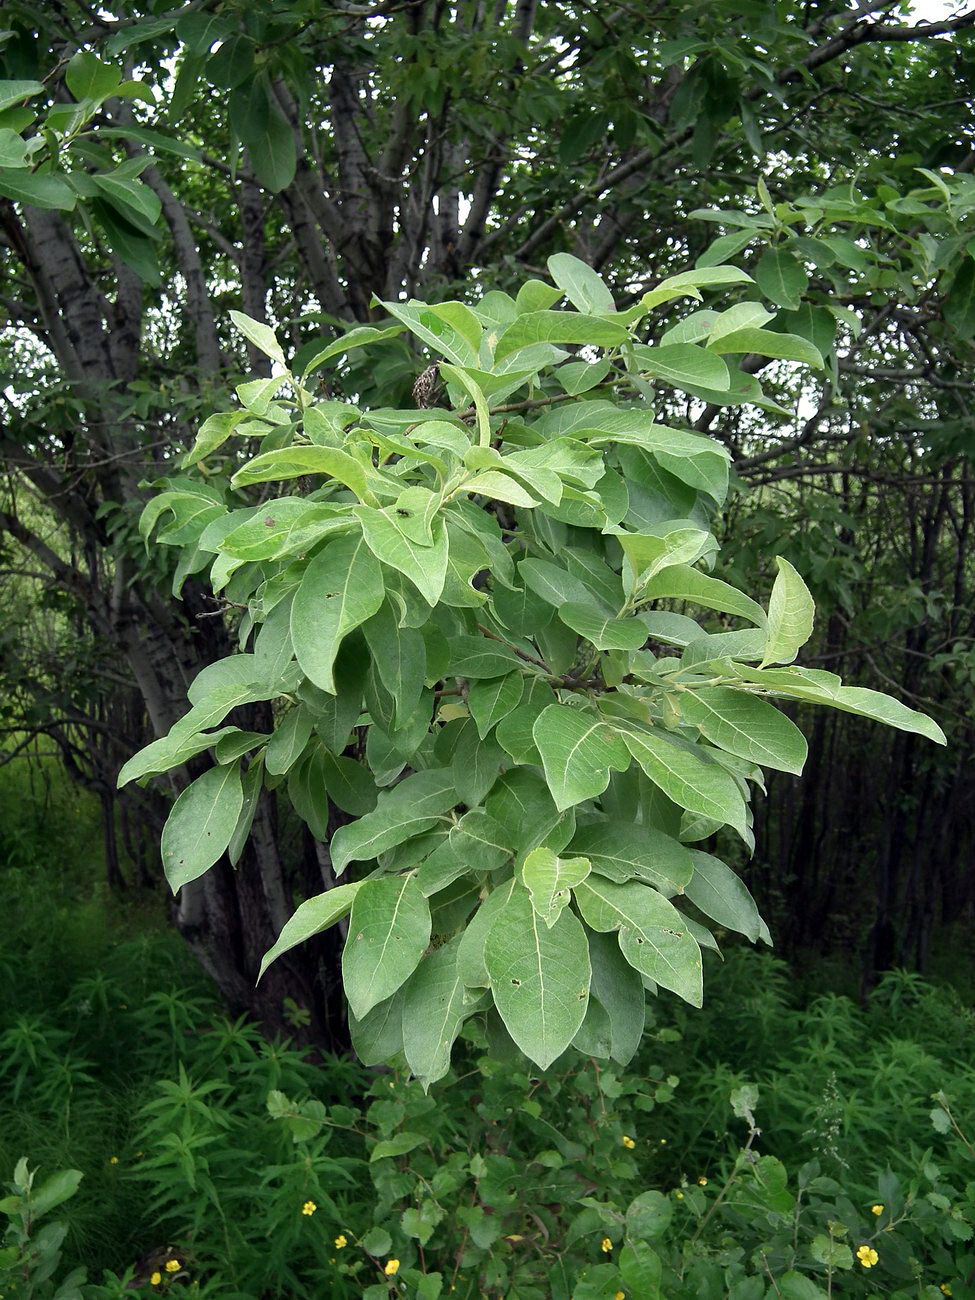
[122,255,945,1083]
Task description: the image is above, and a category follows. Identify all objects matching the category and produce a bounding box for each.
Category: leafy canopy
[122,252,944,1085]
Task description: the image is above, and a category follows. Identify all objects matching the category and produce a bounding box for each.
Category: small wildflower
[301,1200,317,1216]
[600,1237,613,1253]
[119,1004,127,1010]
[149,1274,162,1287]
[855,1245,879,1268]
[621,1135,635,1149]
[675,1190,684,1199]
[698,1177,708,1186]
[164,1260,180,1274]
[940,1285,952,1296]
[615,1293,625,1300]
[384,1259,400,1276]
[334,1235,347,1249]
[108,1156,119,1165]
[871,1204,884,1215]
[659,1137,667,1144]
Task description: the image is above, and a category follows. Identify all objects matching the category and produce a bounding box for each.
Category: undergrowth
[1,770,973,1297]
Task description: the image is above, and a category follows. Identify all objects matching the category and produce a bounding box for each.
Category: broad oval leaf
[520,847,591,927]
[618,726,749,837]
[533,704,631,811]
[342,874,432,1020]
[161,762,244,892]
[574,876,702,1006]
[484,883,591,1069]
[679,687,807,774]
[402,937,469,1088]
[291,532,385,693]
[330,768,458,874]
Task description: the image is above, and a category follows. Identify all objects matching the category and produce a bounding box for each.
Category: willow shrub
[121,255,944,1081]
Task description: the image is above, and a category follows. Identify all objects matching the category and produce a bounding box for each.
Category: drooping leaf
[343,874,432,1020]
[618,726,749,837]
[484,882,591,1069]
[402,937,469,1087]
[259,882,363,980]
[160,762,244,892]
[291,532,385,693]
[330,768,458,873]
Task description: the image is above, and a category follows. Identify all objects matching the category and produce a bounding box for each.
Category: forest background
[2,0,975,1296]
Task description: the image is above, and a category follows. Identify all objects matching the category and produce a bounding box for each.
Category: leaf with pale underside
[343,874,431,1020]
[484,883,591,1068]
[520,847,591,927]
[574,876,702,1006]
[533,704,631,811]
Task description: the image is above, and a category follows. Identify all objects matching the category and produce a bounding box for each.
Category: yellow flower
[164,1260,180,1273]
[149,1274,162,1287]
[871,1204,884,1215]
[856,1245,879,1268]
[384,1259,400,1276]
[675,1190,684,1199]
[108,1156,119,1165]
[301,1201,317,1216]
[600,1237,613,1253]
[334,1234,347,1249]
[940,1285,952,1296]
[621,1135,635,1149]
[615,1293,625,1300]
[698,1177,708,1186]
[659,1137,667,1144]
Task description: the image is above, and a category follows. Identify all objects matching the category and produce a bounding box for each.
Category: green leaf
[343,874,432,1020]
[684,850,765,942]
[259,883,364,980]
[641,564,767,626]
[0,170,76,210]
[319,750,378,816]
[619,1242,663,1297]
[467,672,523,738]
[91,197,159,282]
[402,938,468,1087]
[0,128,27,167]
[533,704,631,811]
[358,508,448,605]
[160,762,244,892]
[730,665,946,744]
[264,705,314,776]
[679,687,807,774]
[65,51,122,101]
[378,300,479,366]
[369,1132,428,1165]
[484,883,591,1069]
[618,727,748,837]
[761,556,815,666]
[247,103,296,192]
[291,532,385,693]
[450,723,505,807]
[349,992,405,1066]
[117,726,240,787]
[0,80,45,112]
[755,247,808,310]
[229,309,287,365]
[232,446,372,501]
[29,1169,84,1219]
[638,343,730,392]
[945,256,975,340]
[574,876,702,1005]
[569,822,693,893]
[330,769,458,874]
[581,931,646,1065]
[493,310,629,362]
[520,847,591,927]
[547,253,615,314]
[447,634,523,678]
[709,326,823,369]
[363,602,426,729]
[557,603,647,651]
